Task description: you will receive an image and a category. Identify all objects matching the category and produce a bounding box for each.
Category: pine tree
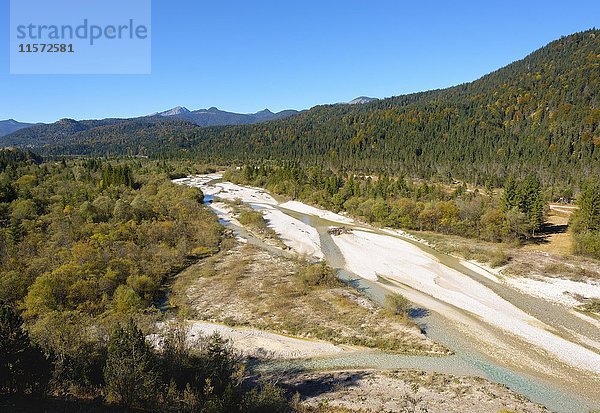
[104,320,158,408]
[573,179,600,232]
[518,176,545,236]
[502,177,518,212]
[0,305,49,394]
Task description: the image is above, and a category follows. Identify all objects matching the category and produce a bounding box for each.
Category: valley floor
[172,174,600,413]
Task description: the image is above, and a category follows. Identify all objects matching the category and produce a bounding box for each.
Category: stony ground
[283,370,549,413]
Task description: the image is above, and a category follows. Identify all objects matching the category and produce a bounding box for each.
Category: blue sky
[1,0,599,123]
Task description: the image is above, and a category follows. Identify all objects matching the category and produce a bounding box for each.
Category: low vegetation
[238,209,269,230]
[489,248,511,268]
[384,293,411,319]
[298,262,338,288]
[579,298,600,314]
[225,164,547,244]
[234,205,282,244]
[173,243,447,354]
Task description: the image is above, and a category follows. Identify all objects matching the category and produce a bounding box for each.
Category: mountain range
[0,105,303,143]
[0,97,378,141]
[1,30,598,186]
[151,106,302,127]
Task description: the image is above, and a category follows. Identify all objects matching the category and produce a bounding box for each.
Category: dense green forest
[0,153,221,312]
[0,149,293,412]
[1,117,199,148]
[19,30,598,188]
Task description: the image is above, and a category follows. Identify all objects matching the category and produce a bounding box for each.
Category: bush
[242,382,290,413]
[238,210,268,230]
[111,285,144,314]
[298,262,338,288]
[489,248,510,267]
[384,293,411,318]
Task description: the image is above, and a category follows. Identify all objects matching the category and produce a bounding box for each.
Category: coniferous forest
[182,30,599,187]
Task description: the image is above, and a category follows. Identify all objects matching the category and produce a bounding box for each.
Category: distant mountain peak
[143,105,299,127]
[348,96,378,105]
[0,119,35,138]
[156,106,190,117]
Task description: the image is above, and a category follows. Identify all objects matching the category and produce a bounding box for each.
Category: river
[177,175,600,413]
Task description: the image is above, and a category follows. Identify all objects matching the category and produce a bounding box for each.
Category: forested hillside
[185,29,599,186]
[0,120,33,137]
[1,117,198,148]
[0,148,41,171]
[36,30,599,187]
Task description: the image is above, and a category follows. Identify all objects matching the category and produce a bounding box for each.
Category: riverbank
[330,228,600,375]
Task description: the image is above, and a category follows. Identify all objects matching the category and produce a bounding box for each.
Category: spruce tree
[573,179,600,232]
[104,320,158,408]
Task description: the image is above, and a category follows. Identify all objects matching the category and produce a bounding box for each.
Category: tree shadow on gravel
[279,371,370,399]
[245,359,369,400]
[409,307,430,319]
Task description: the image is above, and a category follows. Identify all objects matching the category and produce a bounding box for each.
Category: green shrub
[298,262,338,288]
[238,210,268,229]
[242,382,290,413]
[384,293,411,318]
